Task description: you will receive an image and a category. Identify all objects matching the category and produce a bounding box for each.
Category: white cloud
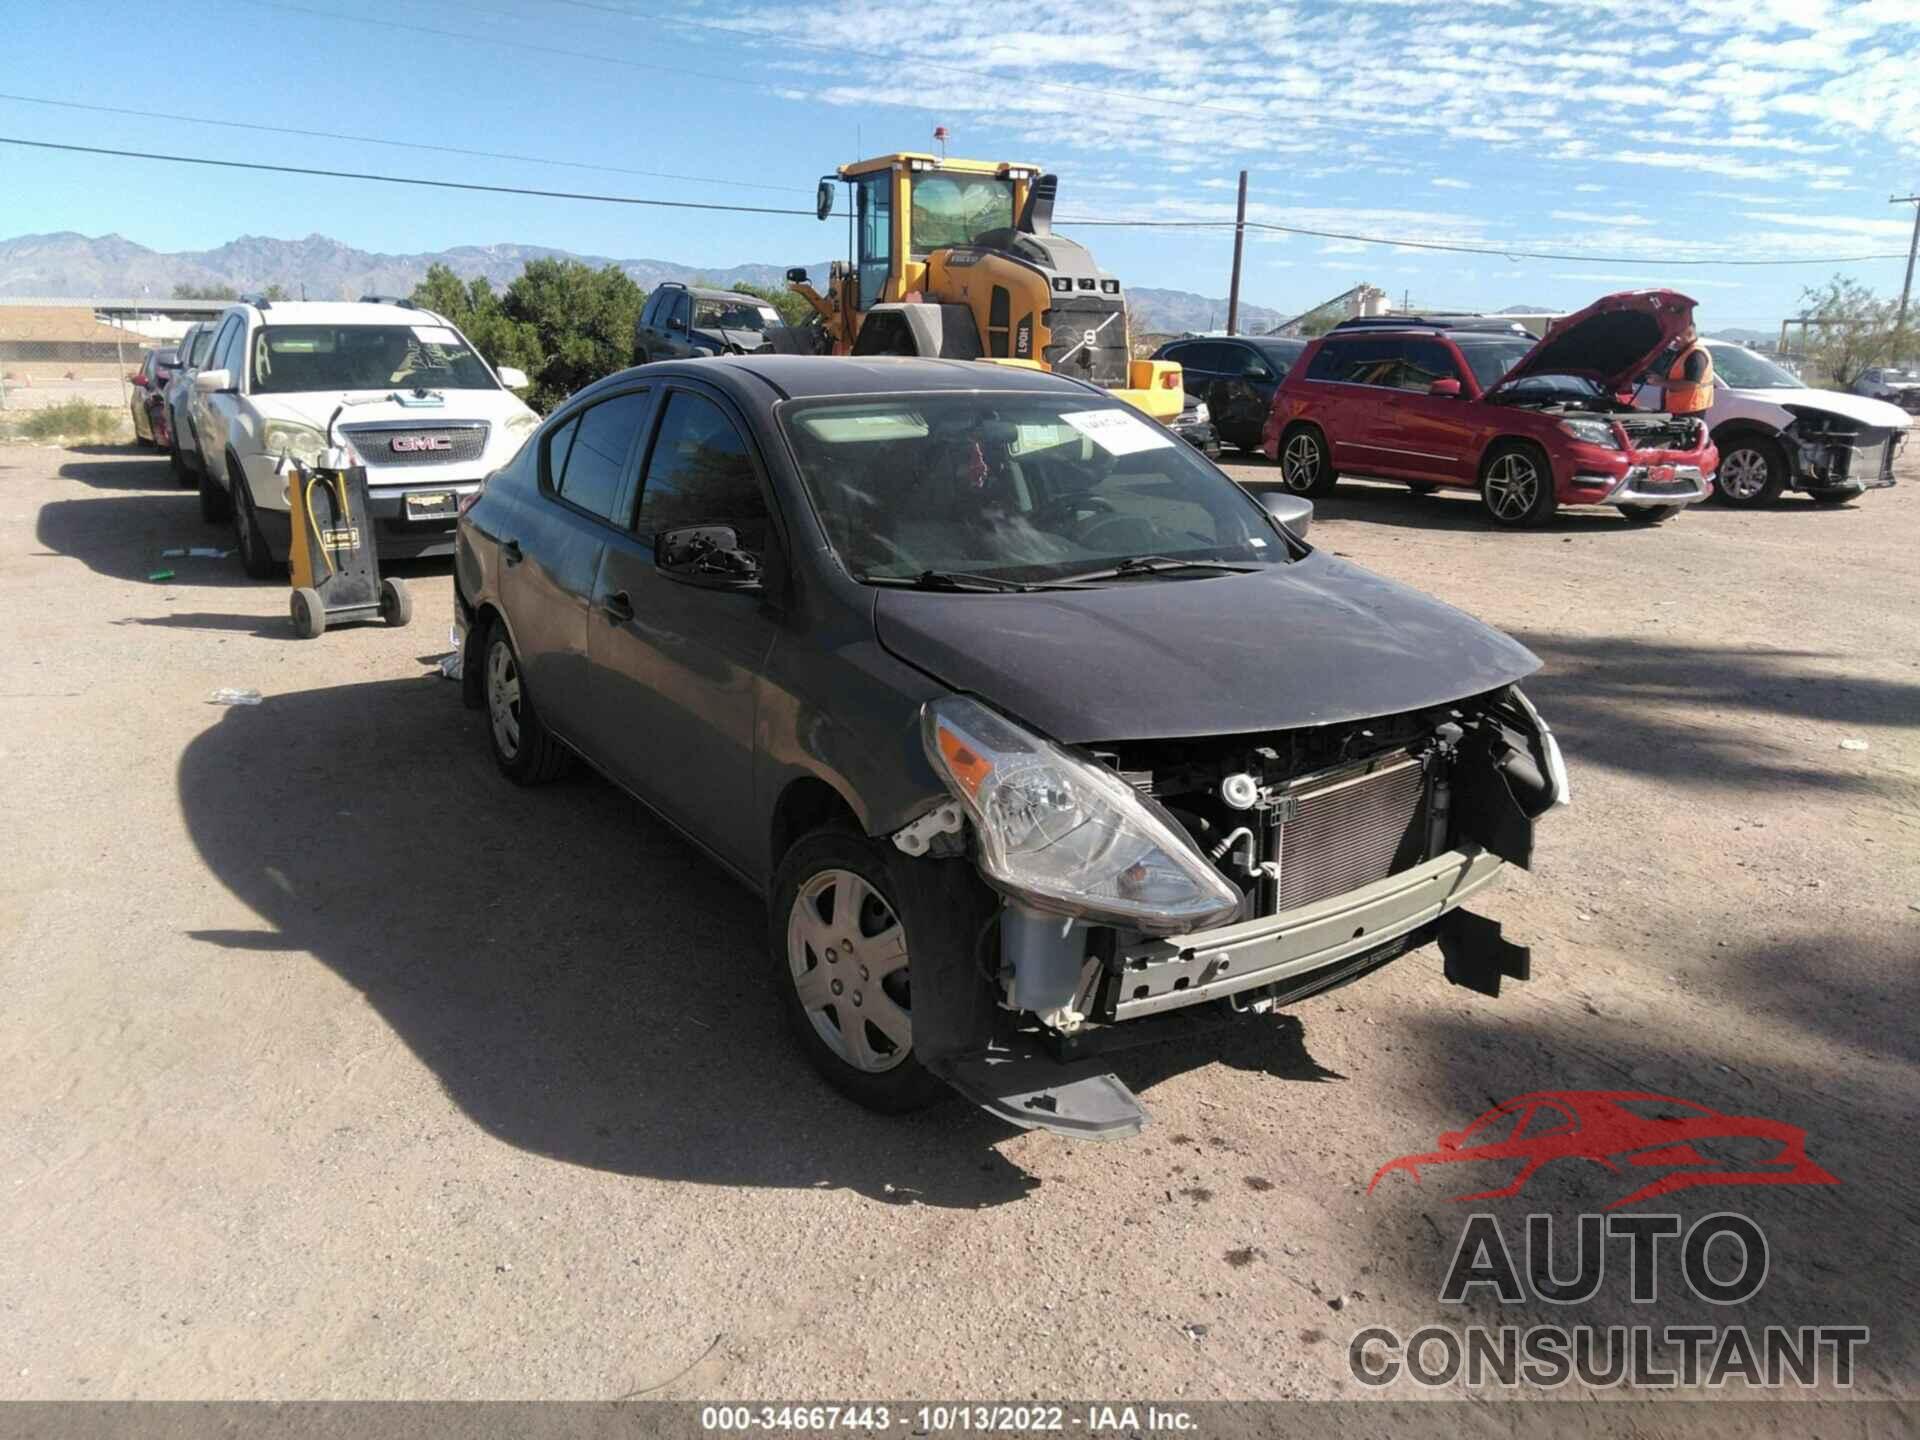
[1430,177,1471,189]
[1551,210,1655,227]
[1573,183,1607,193]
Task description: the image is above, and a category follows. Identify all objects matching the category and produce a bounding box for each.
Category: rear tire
[1620,504,1680,526]
[769,828,948,1114]
[1278,424,1338,496]
[1711,433,1785,507]
[1479,441,1558,529]
[483,619,570,785]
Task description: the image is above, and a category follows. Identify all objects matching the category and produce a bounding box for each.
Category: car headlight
[1557,418,1621,450]
[923,696,1243,933]
[262,419,329,466]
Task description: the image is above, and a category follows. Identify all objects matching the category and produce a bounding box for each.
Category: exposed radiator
[1276,751,1428,913]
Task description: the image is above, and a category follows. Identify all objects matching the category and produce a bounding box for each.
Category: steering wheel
[1036,493,1117,532]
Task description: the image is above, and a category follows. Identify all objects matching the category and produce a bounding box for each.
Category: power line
[3,136,1907,267]
[1063,215,1909,266]
[0,137,828,217]
[0,92,807,193]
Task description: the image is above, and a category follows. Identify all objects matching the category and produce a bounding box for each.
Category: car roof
[224,300,452,327]
[579,354,1104,406]
[658,282,774,304]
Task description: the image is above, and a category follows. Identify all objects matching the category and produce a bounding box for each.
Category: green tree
[173,282,238,301]
[409,262,544,405]
[1796,275,1913,389]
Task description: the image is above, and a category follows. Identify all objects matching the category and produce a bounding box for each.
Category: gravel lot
[2,439,1915,1404]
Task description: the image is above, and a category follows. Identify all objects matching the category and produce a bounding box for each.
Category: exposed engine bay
[1492,385,1705,450]
[972,686,1565,1043]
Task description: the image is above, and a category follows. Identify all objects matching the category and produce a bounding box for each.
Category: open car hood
[1492,289,1697,393]
[873,552,1541,744]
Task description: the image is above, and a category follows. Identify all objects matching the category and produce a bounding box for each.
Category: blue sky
[4,0,1918,330]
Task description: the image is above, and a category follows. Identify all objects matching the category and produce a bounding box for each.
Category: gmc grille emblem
[391,435,452,453]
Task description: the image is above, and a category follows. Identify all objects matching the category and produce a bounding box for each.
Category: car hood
[1493,289,1697,393]
[693,326,775,353]
[1744,387,1914,430]
[871,552,1540,743]
[255,388,536,437]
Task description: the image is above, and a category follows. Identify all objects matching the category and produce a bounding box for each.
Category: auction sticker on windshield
[1061,407,1173,456]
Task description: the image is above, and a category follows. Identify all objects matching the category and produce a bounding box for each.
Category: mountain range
[0,231,1286,336]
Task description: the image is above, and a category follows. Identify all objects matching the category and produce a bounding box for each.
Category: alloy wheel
[786,869,912,1074]
[1484,453,1540,521]
[1719,447,1770,501]
[1282,433,1321,492]
[486,639,522,759]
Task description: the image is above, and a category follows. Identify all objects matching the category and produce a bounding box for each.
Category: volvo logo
[391,434,453,453]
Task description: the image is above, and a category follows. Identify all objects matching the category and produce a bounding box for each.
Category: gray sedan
[453,356,1567,1137]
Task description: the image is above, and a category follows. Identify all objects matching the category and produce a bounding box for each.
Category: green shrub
[11,400,123,442]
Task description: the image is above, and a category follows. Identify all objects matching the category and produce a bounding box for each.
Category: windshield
[779,394,1292,585]
[910,174,1015,254]
[249,324,497,394]
[1706,343,1799,389]
[692,297,780,332]
[1455,337,1536,390]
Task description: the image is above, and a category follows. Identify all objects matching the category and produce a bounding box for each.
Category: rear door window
[544,390,651,522]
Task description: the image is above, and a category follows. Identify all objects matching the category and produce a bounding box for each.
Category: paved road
[2,441,1915,1403]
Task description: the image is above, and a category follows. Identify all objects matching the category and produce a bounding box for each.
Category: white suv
[188,298,539,576]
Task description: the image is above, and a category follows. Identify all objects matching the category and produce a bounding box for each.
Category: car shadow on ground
[1354,1009,1916,1390]
[178,677,1343,1208]
[58,451,184,492]
[1510,629,1918,795]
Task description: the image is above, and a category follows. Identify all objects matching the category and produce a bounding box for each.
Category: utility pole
[1895,192,1920,335]
[1225,170,1248,336]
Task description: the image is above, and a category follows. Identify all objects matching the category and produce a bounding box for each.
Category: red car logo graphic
[1369,1090,1838,1209]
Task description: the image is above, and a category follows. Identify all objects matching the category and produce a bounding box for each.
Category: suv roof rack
[1331,314,1531,335]
[357,295,419,309]
[238,293,274,311]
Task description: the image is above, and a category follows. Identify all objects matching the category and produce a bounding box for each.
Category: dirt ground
[1,438,1915,1406]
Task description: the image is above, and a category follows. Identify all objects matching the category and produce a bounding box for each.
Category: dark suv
[1263,292,1719,528]
[634,283,783,363]
[1151,335,1306,453]
[453,354,1567,1138]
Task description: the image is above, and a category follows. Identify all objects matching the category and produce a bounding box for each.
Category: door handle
[601,589,634,623]
[501,538,523,566]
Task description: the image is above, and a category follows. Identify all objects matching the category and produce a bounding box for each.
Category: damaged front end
[892,687,1569,1139]
[1781,408,1902,495]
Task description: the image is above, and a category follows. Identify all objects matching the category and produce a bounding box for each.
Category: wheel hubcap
[787,869,911,1074]
[1282,434,1320,492]
[1720,448,1768,500]
[1484,454,1539,520]
[486,640,521,758]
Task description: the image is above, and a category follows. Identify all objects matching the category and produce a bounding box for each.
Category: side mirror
[1245,363,1274,382]
[1427,378,1462,398]
[194,368,233,393]
[657,524,763,591]
[1257,490,1313,540]
[815,179,835,222]
[496,365,529,390]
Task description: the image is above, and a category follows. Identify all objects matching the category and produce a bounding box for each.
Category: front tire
[483,619,570,785]
[230,460,278,580]
[1479,441,1558,529]
[770,829,946,1113]
[170,436,195,487]
[1278,424,1338,496]
[1712,433,1786,507]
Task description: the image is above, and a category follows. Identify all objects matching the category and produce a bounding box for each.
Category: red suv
[1261,291,1719,528]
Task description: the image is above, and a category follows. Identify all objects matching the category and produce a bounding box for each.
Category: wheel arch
[769,774,866,870]
[461,601,514,710]
[1475,431,1552,477]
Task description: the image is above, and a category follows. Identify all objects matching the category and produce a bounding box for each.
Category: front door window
[856,172,893,312]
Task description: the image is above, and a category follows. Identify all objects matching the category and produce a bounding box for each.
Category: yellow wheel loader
[786,153,1183,418]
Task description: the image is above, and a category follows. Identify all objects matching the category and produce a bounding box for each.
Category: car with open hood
[452,354,1568,1138]
[1639,341,1908,506]
[1263,292,1718,528]
[187,298,539,577]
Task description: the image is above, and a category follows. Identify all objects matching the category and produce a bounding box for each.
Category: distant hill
[0,231,1277,338]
